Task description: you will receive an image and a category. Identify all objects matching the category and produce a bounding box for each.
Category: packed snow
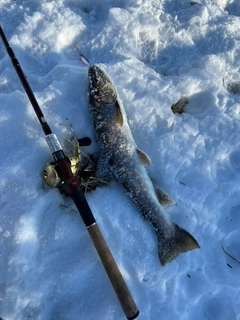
[0,0,240,319]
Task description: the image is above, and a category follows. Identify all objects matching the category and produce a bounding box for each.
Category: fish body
[88,65,200,266]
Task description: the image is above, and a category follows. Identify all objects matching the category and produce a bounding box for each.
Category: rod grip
[87,223,139,320]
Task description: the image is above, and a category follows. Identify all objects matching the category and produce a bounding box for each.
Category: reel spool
[43,162,61,188]
[43,140,81,188]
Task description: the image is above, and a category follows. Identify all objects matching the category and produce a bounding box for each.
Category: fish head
[88,65,117,107]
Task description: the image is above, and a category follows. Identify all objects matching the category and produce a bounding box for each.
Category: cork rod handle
[87,223,139,320]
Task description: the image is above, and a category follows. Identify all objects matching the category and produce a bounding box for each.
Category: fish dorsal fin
[154,184,174,206]
[115,101,123,126]
[137,148,152,166]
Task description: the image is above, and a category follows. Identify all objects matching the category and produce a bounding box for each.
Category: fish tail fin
[158,224,200,266]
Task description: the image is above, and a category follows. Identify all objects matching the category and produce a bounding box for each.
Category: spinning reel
[42,136,95,194]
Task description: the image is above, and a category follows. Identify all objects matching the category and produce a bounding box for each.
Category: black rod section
[0,25,52,135]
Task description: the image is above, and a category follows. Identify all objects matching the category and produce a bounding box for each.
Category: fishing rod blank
[0,25,139,320]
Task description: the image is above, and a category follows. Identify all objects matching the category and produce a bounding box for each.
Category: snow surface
[0,0,240,319]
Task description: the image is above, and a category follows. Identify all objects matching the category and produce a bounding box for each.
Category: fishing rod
[0,25,139,320]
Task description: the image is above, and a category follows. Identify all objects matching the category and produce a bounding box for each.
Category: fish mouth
[88,65,117,105]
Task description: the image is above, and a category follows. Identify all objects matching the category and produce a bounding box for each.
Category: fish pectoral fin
[154,184,174,206]
[137,148,152,166]
[115,101,124,126]
[158,224,200,266]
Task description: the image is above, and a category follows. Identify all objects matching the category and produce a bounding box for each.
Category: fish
[88,65,200,266]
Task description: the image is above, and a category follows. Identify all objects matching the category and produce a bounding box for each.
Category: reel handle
[78,137,91,146]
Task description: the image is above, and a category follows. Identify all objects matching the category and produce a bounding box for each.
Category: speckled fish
[88,65,200,266]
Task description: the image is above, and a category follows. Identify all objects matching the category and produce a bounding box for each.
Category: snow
[0,0,240,319]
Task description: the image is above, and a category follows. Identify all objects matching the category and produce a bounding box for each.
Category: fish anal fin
[137,148,152,166]
[115,101,123,126]
[158,224,200,266]
[154,184,174,206]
